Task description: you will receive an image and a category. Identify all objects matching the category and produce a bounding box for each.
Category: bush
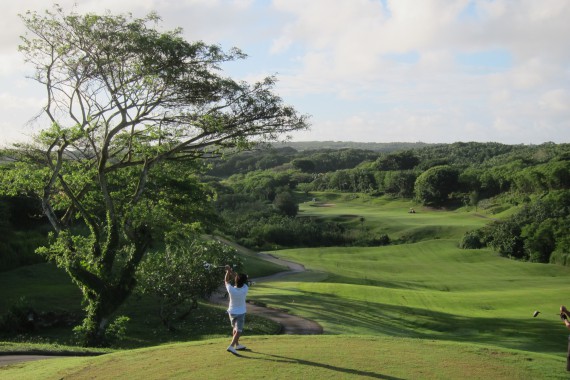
[353,233,391,247]
[0,297,37,335]
[105,316,131,345]
[136,239,241,331]
[460,230,484,249]
[550,250,570,266]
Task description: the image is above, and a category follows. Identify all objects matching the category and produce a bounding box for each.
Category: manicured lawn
[245,194,570,354]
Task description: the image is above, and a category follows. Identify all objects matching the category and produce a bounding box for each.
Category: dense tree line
[207,141,570,265]
[461,190,570,264]
[3,141,570,272]
[209,142,564,203]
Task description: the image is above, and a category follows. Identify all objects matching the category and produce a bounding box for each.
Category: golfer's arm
[564,319,570,330]
[224,270,231,284]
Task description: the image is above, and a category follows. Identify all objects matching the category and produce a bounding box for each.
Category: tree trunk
[81,226,151,347]
[82,286,133,347]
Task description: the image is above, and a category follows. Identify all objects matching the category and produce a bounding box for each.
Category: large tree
[413,165,459,206]
[1,7,308,346]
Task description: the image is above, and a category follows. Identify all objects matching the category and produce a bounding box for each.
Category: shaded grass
[1,335,566,380]
[0,264,82,314]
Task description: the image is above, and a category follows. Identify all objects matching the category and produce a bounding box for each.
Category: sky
[1,0,570,146]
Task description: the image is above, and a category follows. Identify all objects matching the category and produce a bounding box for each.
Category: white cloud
[540,89,570,113]
[1,0,570,145]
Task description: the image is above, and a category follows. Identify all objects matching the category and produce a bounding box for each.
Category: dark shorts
[228,312,246,332]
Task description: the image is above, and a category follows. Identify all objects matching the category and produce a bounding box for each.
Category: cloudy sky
[1,0,569,146]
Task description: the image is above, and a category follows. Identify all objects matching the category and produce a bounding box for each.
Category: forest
[3,140,569,272]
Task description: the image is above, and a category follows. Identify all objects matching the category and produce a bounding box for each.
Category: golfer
[224,264,249,354]
[561,305,570,329]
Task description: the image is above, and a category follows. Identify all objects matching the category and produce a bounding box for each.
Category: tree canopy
[1,7,308,346]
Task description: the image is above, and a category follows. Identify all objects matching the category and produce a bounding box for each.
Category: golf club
[203,262,224,270]
[532,310,567,318]
[203,262,237,271]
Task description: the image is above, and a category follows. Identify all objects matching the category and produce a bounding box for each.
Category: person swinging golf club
[224,264,249,354]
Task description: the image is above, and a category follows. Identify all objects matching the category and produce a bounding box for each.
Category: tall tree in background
[1,7,308,346]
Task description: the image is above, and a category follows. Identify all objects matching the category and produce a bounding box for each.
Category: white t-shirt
[226,283,248,315]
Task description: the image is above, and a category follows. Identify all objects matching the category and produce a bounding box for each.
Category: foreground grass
[1,335,566,380]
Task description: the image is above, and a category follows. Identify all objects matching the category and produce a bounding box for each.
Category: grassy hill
[245,194,570,354]
[251,240,570,353]
[1,336,565,379]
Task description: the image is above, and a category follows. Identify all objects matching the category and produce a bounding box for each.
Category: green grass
[250,240,570,353]
[0,264,82,313]
[3,193,570,378]
[300,192,494,242]
[1,336,567,380]
[243,194,570,355]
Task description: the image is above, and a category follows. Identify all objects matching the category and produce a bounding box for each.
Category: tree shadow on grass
[232,349,404,380]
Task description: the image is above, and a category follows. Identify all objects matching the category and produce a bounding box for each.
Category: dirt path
[0,354,65,366]
[209,247,323,335]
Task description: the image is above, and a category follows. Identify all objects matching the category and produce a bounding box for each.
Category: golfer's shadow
[232,350,403,380]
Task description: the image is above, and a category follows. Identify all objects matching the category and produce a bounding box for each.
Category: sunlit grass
[245,194,570,354]
[1,336,566,380]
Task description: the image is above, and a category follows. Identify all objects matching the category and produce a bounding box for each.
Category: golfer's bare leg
[231,329,241,346]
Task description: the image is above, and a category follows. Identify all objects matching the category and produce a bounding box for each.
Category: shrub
[0,297,37,335]
[460,230,484,249]
[136,239,241,331]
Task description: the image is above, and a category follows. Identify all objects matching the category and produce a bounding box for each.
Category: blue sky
[1,0,569,146]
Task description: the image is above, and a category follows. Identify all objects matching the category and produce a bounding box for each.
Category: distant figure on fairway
[224,264,249,354]
[561,305,570,329]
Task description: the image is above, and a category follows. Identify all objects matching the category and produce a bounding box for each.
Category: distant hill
[272,141,434,152]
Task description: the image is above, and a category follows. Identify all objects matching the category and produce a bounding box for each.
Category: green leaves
[13,5,307,346]
[136,239,241,329]
[414,165,459,206]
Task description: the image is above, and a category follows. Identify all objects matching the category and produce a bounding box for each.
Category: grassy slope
[253,241,570,353]
[247,194,570,354]
[303,192,489,241]
[1,336,566,380]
